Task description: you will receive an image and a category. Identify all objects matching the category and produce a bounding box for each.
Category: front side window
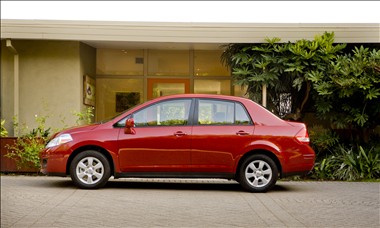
[198,100,252,125]
[134,99,192,126]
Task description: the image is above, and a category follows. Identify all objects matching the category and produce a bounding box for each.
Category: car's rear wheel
[70,150,110,189]
[238,154,278,193]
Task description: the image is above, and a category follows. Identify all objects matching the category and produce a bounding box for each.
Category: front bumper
[40,144,72,176]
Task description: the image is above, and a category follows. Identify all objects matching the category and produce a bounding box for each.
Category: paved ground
[1,175,379,228]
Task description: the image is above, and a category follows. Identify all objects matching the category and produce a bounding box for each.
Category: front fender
[68,140,120,174]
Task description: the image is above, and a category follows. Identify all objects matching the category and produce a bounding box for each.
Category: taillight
[295,128,310,144]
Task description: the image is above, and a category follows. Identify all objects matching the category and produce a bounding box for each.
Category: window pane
[96,49,144,75]
[194,79,231,95]
[198,100,234,125]
[148,50,189,76]
[152,83,185,98]
[134,100,192,126]
[234,85,248,98]
[148,79,190,100]
[194,50,230,76]
[236,103,252,125]
[96,78,143,121]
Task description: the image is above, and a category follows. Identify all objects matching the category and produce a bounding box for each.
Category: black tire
[238,154,278,193]
[70,150,111,189]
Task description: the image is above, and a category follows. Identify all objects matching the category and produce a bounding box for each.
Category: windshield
[99,107,132,124]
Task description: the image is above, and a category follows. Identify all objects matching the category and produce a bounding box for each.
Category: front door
[118,99,193,173]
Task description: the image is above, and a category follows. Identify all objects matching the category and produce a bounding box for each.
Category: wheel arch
[66,145,115,176]
[236,149,283,179]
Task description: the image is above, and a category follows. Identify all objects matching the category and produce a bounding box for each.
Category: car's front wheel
[238,154,278,193]
[70,150,111,189]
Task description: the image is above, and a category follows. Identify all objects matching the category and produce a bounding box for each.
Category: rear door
[191,99,254,173]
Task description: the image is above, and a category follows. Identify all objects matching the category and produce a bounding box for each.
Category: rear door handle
[174,131,187,136]
[236,130,250,136]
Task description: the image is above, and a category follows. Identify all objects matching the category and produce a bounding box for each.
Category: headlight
[46,134,73,148]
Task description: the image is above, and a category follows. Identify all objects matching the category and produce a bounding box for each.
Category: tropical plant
[307,46,380,143]
[223,32,380,145]
[222,32,346,118]
[333,145,380,181]
[308,125,339,155]
[312,144,380,181]
[312,156,339,180]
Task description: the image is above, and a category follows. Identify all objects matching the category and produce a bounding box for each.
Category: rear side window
[197,99,252,125]
[235,103,251,125]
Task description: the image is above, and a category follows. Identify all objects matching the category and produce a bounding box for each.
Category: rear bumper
[281,145,315,177]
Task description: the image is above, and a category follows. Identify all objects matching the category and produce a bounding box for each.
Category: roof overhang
[1,19,379,50]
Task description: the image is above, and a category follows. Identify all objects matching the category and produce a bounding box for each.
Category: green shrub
[4,106,96,171]
[312,144,380,181]
[6,137,45,170]
[5,115,50,170]
[72,106,94,125]
[334,145,380,180]
[309,125,339,155]
[312,156,339,180]
[1,119,8,137]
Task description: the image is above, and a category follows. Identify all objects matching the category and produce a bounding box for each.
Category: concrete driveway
[1,175,379,227]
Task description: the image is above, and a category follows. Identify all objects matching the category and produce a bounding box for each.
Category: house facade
[1,20,379,135]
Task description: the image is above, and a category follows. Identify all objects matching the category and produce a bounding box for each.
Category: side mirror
[124,118,136,134]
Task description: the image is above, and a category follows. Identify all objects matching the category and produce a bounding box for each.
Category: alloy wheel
[244,160,273,188]
[76,156,104,185]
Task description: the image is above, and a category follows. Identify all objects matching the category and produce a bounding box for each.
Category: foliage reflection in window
[134,100,191,126]
[198,100,251,125]
[198,100,234,125]
[235,103,251,125]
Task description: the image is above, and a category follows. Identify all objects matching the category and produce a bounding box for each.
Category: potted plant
[1,107,94,173]
[1,119,19,172]
[1,116,49,173]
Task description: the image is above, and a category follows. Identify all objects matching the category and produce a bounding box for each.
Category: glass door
[147,79,190,100]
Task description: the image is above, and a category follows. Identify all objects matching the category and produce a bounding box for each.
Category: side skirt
[114,172,235,180]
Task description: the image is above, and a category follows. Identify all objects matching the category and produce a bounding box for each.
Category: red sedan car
[40,94,315,192]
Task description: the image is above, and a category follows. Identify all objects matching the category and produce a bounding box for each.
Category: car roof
[152,94,288,126]
[152,93,252,102]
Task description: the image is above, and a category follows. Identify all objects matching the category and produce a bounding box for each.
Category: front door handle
[174,131,187,136]
[236,130,250,136]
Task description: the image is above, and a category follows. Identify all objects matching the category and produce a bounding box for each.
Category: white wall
[1,41,15,135]
[0,40,95,136]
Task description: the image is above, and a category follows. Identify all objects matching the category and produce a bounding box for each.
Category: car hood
[57,124,100,136]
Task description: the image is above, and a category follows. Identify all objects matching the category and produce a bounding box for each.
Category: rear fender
[246,140,281,155]
[234,140,283,176]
